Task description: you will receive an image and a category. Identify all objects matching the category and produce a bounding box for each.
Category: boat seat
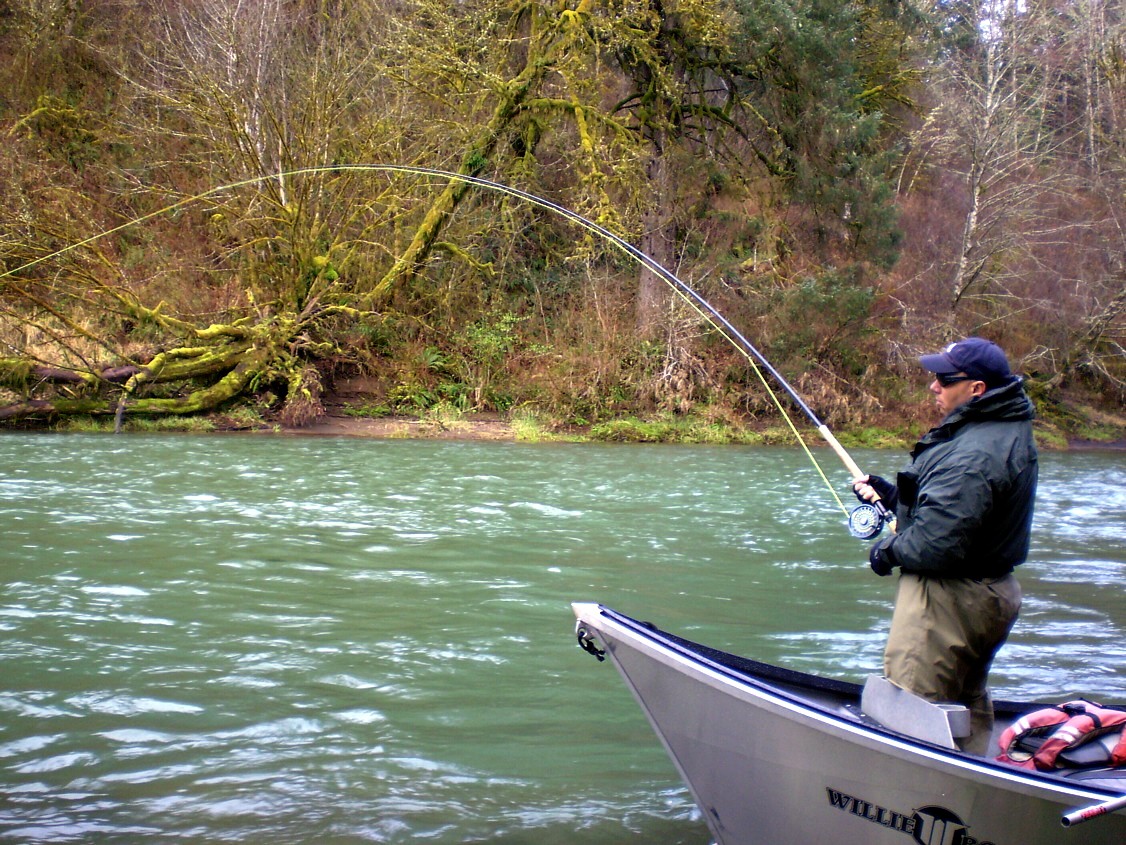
[861,674,970,749]
[1062,765,1126,792]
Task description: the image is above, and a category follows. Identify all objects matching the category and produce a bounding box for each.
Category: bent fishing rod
[3,163,891,538]
[360,167,891,538]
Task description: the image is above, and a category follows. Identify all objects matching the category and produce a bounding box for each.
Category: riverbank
[279,408,1126,451]
[291,412,520,441]
[6,395,1123,450]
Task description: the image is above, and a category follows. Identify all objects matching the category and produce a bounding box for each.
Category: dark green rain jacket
[882,379,1038,579]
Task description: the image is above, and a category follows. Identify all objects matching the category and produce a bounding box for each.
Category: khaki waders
[883,571,1022,755]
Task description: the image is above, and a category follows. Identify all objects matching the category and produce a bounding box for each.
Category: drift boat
[572,602,1126,845]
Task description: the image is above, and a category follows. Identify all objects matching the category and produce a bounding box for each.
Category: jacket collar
[912,379,1034,456]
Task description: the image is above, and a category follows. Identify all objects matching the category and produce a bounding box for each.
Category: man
[854,337,1038,754]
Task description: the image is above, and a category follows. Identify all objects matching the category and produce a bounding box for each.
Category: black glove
[868,539,897,577]
[853,474,899,511]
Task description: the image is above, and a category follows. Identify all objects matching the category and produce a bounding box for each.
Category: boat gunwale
[584,603,1126,803]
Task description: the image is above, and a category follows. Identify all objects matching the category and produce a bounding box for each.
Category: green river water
[1,434,1123,844]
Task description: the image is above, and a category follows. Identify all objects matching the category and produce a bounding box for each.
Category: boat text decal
[826,788,999,845]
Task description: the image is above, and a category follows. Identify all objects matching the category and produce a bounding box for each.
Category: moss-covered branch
[363,1,598,302]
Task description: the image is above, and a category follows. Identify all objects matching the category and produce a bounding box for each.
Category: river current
[1,434,1123,843]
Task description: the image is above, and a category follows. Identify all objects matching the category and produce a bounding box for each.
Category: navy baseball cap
[919,337,1014,388]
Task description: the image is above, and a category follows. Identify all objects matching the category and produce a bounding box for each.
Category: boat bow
[572,602,1126,845]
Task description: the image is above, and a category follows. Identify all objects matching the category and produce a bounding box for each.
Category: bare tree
[1045,0,1126,396]
[922,0,1078,332]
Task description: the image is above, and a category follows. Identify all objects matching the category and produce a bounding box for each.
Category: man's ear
[971,381,987,397]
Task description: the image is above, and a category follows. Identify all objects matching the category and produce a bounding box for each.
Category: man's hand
[869,540,897,577]
[853,474,898,510]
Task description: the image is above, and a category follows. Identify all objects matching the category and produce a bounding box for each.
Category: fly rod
[3,163,890,537]
[355,167,892,539]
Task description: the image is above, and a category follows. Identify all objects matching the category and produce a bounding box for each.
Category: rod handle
[818,425,894,524]
[817,425,865,481]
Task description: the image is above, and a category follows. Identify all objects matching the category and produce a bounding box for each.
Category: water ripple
[0,436,1121,844]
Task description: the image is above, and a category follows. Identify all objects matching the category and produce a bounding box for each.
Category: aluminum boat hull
[572,602,1126,845]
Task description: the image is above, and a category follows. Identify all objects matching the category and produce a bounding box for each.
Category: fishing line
[2,163,887,533]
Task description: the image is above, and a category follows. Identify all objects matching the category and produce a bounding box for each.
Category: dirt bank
[282,412,518,441]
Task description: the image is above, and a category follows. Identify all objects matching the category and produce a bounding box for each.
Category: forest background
[0,0,1123,447]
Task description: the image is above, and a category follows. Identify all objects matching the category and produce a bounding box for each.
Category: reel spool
[848,503,886,540]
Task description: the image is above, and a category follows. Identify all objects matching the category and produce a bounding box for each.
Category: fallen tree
[0,301,348,429]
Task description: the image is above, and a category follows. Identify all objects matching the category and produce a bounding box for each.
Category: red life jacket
[997,699,1126,771]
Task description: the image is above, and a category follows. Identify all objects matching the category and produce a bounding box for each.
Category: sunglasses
[935,372,976,387]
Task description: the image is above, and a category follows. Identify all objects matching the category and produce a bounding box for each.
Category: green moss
[510,410,582,442]
[52,414,217,433]
[1028,390,1126,448]
[53,415,114,433]
[1033,426,1069,450]
[127,416,218,433]
[1073,423,1123,443]
[589,414,766,444]
[834,426,916,450]
[341,401,393,418]
[590,418,673,442]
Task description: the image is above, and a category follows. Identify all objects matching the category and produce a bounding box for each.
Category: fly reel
[848,503,887,540]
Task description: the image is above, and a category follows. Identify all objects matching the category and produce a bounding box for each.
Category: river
[1,434,1123,843]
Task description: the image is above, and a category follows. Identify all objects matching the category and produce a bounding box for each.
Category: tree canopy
[0,0,1122,438]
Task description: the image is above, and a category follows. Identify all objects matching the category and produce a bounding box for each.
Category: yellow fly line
[670,295,851,517]
[3,163,855,518]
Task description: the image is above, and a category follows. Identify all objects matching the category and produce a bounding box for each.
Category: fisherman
[853,337,1038,754]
